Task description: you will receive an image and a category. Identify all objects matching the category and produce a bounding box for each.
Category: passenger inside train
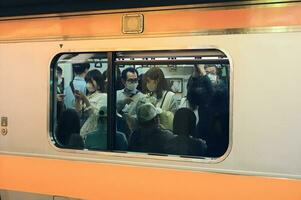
[51,50,230,158]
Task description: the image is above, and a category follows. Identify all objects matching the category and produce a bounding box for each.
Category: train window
[115,50,230,158]
[50,49,230,159]
[50,53,108,150]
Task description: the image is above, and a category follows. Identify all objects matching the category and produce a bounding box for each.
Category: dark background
[0,0,251,17]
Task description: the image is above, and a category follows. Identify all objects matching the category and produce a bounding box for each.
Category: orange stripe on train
[0,4,301,40]
[0,155,301,200]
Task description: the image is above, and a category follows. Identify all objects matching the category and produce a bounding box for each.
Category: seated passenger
[85,106,128,151]
[74,69,107,137]
[64,63,90,109]
[165,108,207,156]
[116,67,145,113]
[55,108,84,149]
[129,103,175,154]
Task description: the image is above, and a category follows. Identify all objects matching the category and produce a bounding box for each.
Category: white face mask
[126,82,138,91]
[86,82,96,93]
[207,74,217,83]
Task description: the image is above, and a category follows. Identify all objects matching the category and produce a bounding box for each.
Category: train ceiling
[0,0,262,17]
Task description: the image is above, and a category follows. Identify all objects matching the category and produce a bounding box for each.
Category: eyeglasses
[126,78,138,83]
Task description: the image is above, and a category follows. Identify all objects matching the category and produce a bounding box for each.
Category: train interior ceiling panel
[0,0,301,199]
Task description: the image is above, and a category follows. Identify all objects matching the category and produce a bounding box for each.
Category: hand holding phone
[74,90,81,99]
[57,94,65,102]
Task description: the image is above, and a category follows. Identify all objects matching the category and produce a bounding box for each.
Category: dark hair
[72,63,90,75]
[56,109,80,146]
[103,68,124,91]
[137,74,144,92]
[186,76,213,109]
[173,108,196,137]
[67,134,84,149]
[121,67,139,81]
[103,68,121,80]
[143,67,169,99]
[85,69,105,93]
[57,66,62,75]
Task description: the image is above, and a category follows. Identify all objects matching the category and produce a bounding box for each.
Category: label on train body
[1,117,8,127]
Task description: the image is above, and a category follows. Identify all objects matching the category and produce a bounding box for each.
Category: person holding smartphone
[64,63,90,109]
[74,69,107,137]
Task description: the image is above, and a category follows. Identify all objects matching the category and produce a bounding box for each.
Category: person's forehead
[126,71,137,79]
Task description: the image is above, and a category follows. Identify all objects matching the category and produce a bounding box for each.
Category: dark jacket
[129,126,175,154]
[188,74,229,157]
[165,135,207,157]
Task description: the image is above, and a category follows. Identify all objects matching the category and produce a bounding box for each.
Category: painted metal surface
[0,33,301,177]
[0,2,301,199]
[0,155,301,200]
[0,3,301,42]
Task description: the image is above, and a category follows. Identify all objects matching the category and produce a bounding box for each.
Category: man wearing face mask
[116,67,145,113]
[188,64,229,157]
[204,64,219,85]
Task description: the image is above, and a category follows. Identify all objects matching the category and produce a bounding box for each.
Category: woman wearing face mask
[75,69,107,137]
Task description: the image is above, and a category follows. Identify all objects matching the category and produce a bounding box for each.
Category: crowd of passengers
[55,62,229,157]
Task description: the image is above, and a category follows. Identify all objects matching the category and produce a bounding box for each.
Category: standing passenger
[64,63,90,109]
[187,64,229,157]
[116,67,144,113]
[143,67,179,130]
[56,66,64,94]
[143,67,179,113]
[56,66,65,121]
[74,69,107,137]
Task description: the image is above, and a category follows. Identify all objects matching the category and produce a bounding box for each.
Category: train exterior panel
[0,1,301,199]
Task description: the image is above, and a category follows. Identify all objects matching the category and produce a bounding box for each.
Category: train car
[0,0,301,199]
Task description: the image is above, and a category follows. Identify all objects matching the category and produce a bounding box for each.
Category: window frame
[49,49,232,163]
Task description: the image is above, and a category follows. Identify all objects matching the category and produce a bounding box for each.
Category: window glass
[51,53,108,150]
[51,49,230,158]
[115,50,230,158]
